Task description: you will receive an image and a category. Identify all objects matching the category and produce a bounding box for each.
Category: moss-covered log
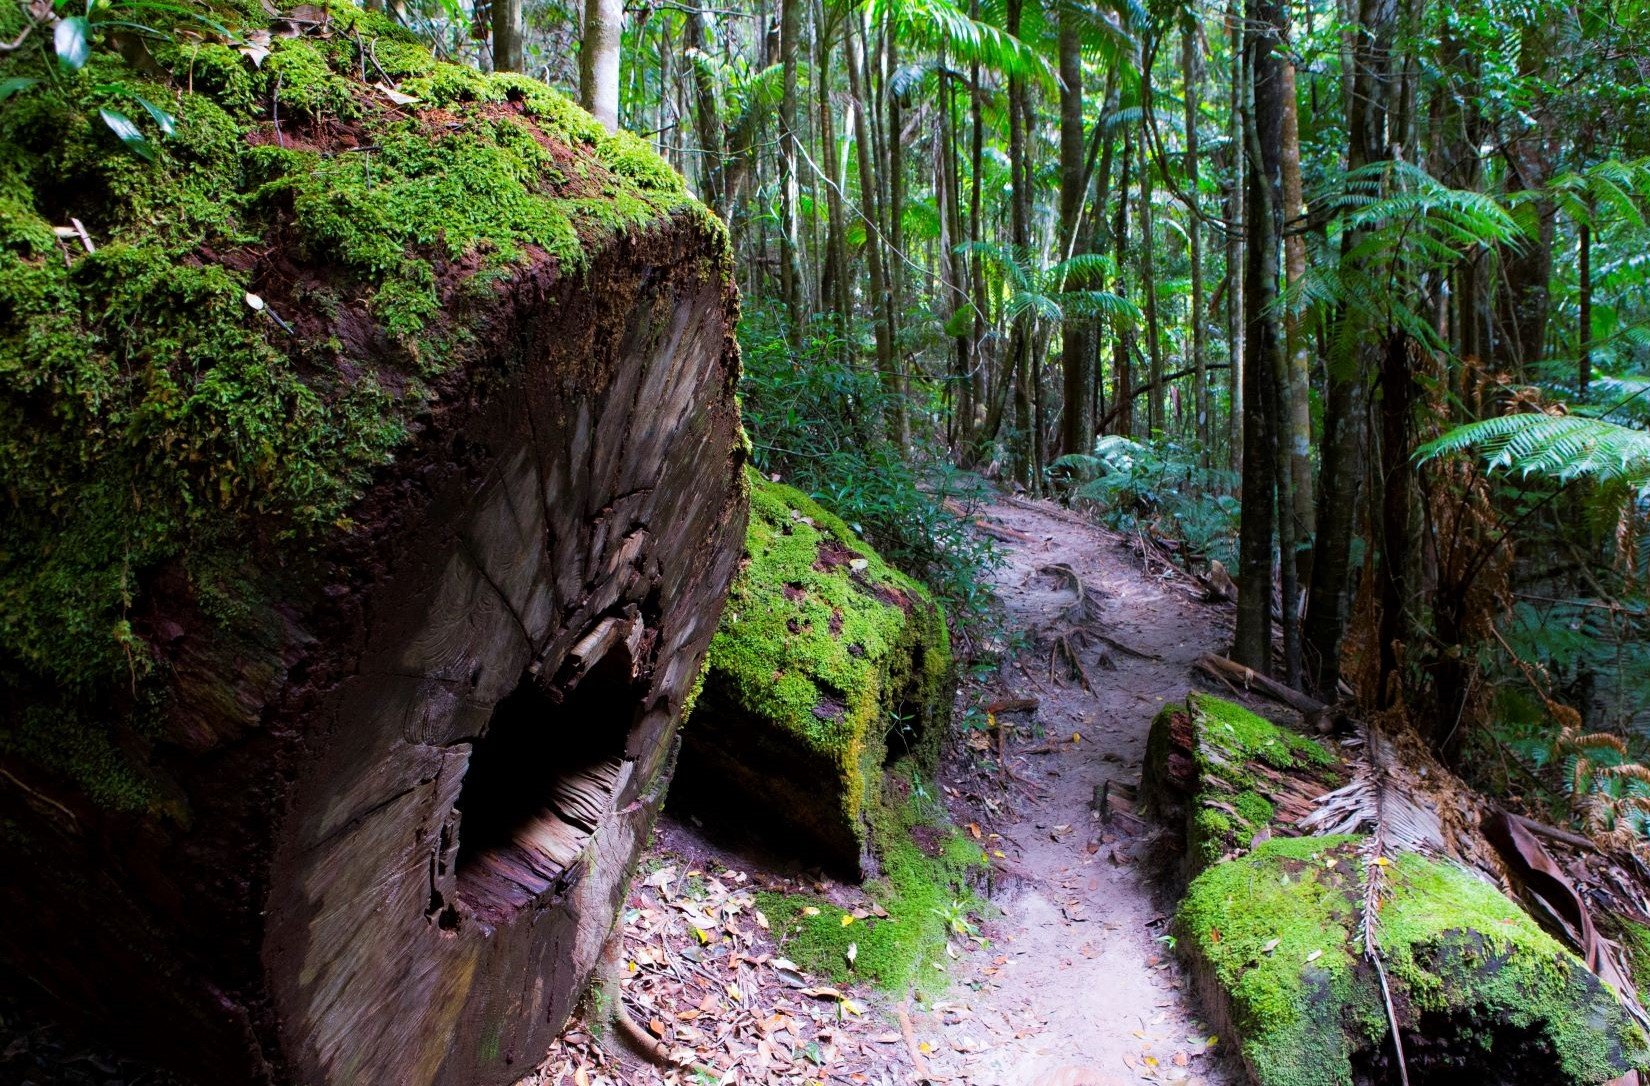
[0,7,746,1084]
[672,473,952,876]
[1147,696,1648,1085]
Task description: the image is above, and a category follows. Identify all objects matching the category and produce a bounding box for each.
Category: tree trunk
[1183,16,1209,458]
[777,0,805,339]
[493,0,524,73]
[579,0,623,129]
[1579,213,1593,395]
[1279,58,1314,556]
[1111,133,1134,439]
[1006,0,1033,484]
[0,191,746,1086]
[1224,0,1245,472]
[684,6,724,210]
[1058,8,1092,458]
[1232,0,1286,674]
[847,17,904,446]
[1140,114,1164,438]
[1303,0,1394,694]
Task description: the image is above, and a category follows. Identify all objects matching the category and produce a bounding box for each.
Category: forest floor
[532,494,1245,1086]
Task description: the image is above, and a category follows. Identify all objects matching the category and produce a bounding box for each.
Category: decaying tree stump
[0,12,746,1085]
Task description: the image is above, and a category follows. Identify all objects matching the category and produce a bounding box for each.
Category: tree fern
[1417,413,1650,492]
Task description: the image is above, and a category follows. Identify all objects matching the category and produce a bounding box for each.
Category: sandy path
[910,495,1240,1086]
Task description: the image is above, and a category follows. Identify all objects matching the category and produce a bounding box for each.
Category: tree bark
[492,0,524,72]
[777,0,805,338]
[1057,8,1092,458]
[1224,0,1245,471]
[1182,16,1209,458]
[1140,110,1164,438]
[847,16,904,446]
[1304,0,1394,693]
[683,6,724,210]
[1232,0,1286,674]
[579,0,623,129]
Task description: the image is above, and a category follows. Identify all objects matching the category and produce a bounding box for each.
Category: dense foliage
[8,0,1650,838]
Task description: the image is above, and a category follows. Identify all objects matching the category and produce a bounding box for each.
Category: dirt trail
[528,493,1246,1086]
[910,495,1239,1086]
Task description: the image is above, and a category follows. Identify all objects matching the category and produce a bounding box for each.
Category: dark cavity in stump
[453,649,642,925]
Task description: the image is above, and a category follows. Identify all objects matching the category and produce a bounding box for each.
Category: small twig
[68,218,95,254]
[272,73,285,147]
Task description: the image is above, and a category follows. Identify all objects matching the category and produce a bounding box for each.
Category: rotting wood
[0,213,748,1086]
[1193,653,1325,716]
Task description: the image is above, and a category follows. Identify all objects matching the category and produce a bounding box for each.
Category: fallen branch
[973,519,1034,544]
[897,1003,931,1080]
[985,696,1040,715]
[1193,654,1325,716]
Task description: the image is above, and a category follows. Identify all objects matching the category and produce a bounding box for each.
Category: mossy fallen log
[673,472,952,876]
[1146,695,1649,1085]
[0,7,746,1084]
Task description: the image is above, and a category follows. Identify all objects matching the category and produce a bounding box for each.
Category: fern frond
[1417,413,1650,490]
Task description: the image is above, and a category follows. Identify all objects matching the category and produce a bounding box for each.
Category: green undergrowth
[1178,835,1646,1086]
[0,0,708,808]
[756,767,986,1000]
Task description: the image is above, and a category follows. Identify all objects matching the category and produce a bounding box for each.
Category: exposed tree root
[596,933,675,1068]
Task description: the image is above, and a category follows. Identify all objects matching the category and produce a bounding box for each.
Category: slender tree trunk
[777,0,804,340]
[1579,213,1593,396]
[941,67,974,451]
[1304,0,1395,694]
[1111,133,1134,439]
[684,7,723,211]
[1232,0,1286,674]
[1493,16,1556,376]
[494,0,525,73]
[968,3,988,452]
[1140,120,1164,437]
[1279,59,1314,558]
[1182,18,1209,458]
[1006,0,1033,484]
[817,13,850,345]
[1225,0,1245,472]
[578,0,622,128]
[847,17,904,445]
[1058,9,1092,457]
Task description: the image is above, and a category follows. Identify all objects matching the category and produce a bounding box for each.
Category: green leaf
[131,93,176,137]
[55,15,90,71]
[100,108,155,160]
[0,76,39,103]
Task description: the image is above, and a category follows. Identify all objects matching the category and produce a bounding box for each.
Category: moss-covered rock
[0,0,715,805]
[1178,835,1647,1086]
[676,470,953,875]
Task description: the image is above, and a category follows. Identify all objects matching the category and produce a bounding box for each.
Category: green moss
[1191,693,1332,772]
[757,768,985,998]
[0,0,708,809]
[1173,695,1333,865]
[261,39,359,121]
[700,471,951,840]
[1178,836,1647,1086]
